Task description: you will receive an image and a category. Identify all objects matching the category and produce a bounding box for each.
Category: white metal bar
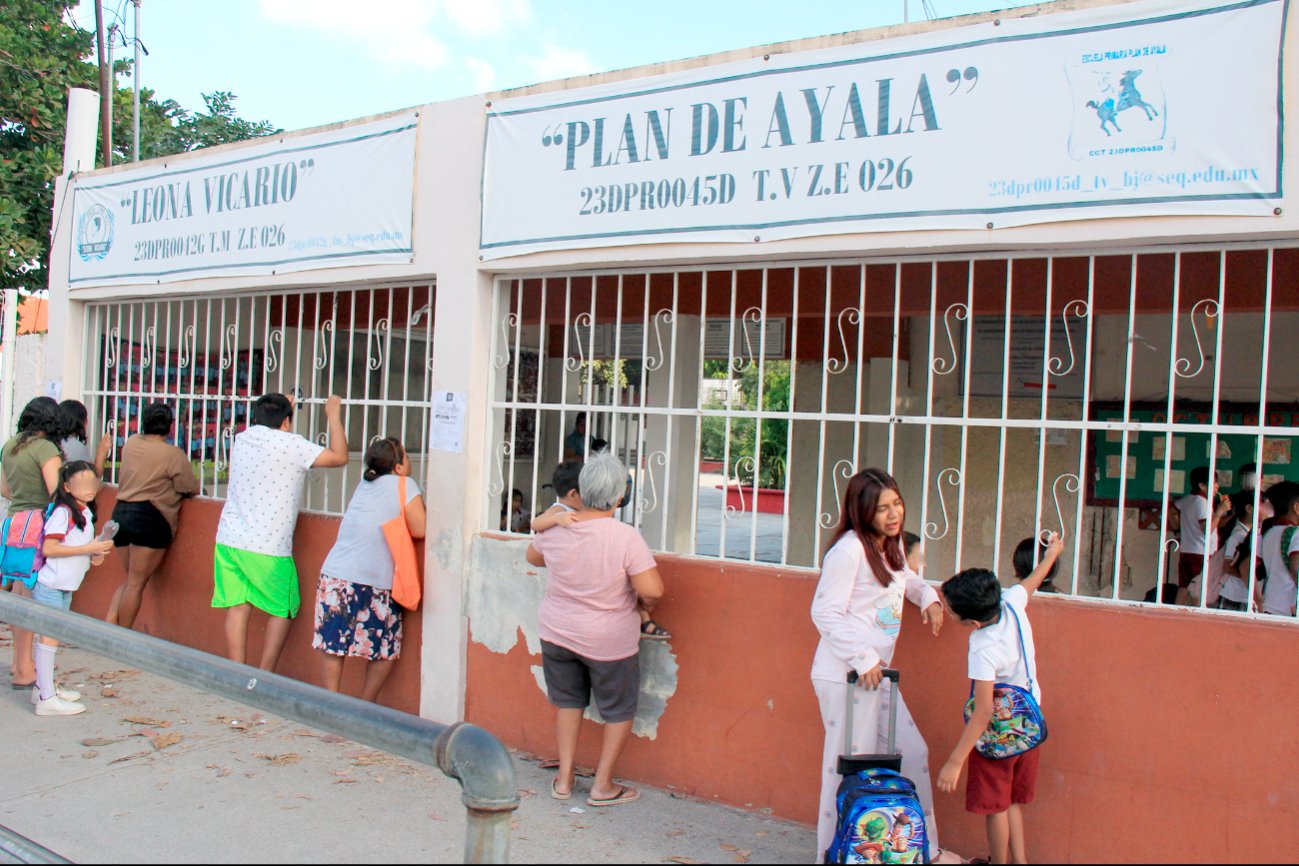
[1031,259,1054,565]
[1152,253,1184,608]
[991,262,1014,579]
[813,266,834,557]
[1199,253,1229,609]
[781,267,802,566]
[1068,262,1097,596]
[1246,251,1275,612]
[1109,256,1140,598]
[749,268,771,561]
[886,265,902,474]
[953,263,975,572]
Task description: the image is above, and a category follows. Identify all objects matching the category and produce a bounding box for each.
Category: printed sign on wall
[481,0,1286,259]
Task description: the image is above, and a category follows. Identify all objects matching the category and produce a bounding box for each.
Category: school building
[34,0,1299,860]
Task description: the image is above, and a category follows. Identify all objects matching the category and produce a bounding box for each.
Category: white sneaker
[30,686,82,705]
[34,695,86,717]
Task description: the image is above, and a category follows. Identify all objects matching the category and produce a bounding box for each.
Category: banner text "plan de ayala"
[480,0,1285,259]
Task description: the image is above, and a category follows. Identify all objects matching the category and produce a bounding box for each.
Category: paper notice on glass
[429,392,468,454]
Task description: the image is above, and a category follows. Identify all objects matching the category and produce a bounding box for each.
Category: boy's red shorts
[966,747,1041,815]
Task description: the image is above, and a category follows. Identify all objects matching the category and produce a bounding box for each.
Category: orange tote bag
[383,475,422,610]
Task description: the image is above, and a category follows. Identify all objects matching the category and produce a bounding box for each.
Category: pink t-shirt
[532,518,658,662]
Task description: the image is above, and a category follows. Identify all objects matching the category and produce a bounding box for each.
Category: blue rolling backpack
[826,669,931,865]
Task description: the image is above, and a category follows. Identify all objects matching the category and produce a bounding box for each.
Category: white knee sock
[35,643,58,701]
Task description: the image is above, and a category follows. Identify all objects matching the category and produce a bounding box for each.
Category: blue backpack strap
[1005,603,1036,698]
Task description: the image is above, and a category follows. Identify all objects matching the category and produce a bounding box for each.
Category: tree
[0,3,278,292]
[0,0,96,291]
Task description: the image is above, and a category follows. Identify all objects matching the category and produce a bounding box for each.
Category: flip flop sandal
[640,620,672,641]
[550,778,573,801]
[539,759,595,777]
[587,784,640,808]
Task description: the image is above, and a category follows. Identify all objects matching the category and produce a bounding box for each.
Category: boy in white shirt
[1174,467,1231,605]
[213,394,349,671]
[1259,482,1299,617]
[936,533,1064,866]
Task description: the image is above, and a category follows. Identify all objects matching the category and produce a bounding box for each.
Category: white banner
[481,0,1286,259]
[69,113,418,287]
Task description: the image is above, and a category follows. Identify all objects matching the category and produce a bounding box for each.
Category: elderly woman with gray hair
[526,452,664,808]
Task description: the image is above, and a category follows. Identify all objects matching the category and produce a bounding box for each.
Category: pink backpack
[0,506,54,589]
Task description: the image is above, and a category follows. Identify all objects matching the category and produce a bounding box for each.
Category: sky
[71,0,1041,134]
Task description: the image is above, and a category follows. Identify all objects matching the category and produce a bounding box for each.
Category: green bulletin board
[1088,402,1299,506]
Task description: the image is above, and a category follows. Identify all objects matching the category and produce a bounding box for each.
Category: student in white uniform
[1174,467,1231,605]
[809,468,956,864]
[1259,482,1299,617]
[1220,492,1272,612]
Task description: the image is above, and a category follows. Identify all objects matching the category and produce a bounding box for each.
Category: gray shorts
[540,640,640,724]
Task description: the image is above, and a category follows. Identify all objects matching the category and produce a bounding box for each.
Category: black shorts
[540,640,639,724]
[111,500,173,550]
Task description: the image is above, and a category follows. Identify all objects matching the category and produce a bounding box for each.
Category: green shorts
[212,544,301,618]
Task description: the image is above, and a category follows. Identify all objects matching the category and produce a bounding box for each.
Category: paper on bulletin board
[1156,468,1188,494]
[429,392,468,454]
[1264,438,1292,466]
[1152,436,1188,462]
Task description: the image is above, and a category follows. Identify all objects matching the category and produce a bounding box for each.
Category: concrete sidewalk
[0,628,813,864]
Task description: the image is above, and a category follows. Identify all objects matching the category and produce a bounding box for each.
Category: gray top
[321,474,422,590]
[60,437,93,465]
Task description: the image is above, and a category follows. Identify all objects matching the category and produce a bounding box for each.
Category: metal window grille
[83,285,436,517]
[487,244,1299,621]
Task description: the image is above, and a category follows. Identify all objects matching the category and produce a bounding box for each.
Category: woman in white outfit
[810,468,954,864]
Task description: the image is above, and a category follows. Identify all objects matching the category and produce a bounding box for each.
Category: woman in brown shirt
[106,403,200,630]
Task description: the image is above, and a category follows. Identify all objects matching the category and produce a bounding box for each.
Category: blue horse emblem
[1085,69,1160,136]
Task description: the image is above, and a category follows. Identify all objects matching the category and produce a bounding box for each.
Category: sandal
[587,784,640,808]
[10,681,35,690]
[539,759,595,777]
[640,620,672,641]
[550,777,573,801]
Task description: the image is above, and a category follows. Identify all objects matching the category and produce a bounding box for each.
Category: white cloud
[443,0,533,38]
[256,0,534,73]
[253,1,599,94]
[463,57,498,93]
[523,42,598,83]
[258,0,448,70]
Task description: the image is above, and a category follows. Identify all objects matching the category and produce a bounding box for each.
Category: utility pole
[132,0,141,162]
[94,0,112,167]
[903,0,910,23]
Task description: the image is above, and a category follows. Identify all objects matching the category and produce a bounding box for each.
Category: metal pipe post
[0,824,69,866]
[0,594,518,864]
[132,0,140,162]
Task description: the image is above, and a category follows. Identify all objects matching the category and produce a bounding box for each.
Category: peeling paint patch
[469,535,678,739]
[530,640,678,740]
[466,536,544,655]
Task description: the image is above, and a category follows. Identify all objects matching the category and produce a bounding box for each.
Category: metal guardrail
[0,593,519,864]
[0,824,69,866]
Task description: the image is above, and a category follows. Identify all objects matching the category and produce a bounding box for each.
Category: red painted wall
[74,489,422,714]
[465,545,1299,863]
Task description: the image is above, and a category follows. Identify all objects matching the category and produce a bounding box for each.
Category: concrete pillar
[418,98,495,726]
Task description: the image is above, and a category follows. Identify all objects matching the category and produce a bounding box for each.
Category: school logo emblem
[76,204,114,262]
[1066,64,1171,159]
